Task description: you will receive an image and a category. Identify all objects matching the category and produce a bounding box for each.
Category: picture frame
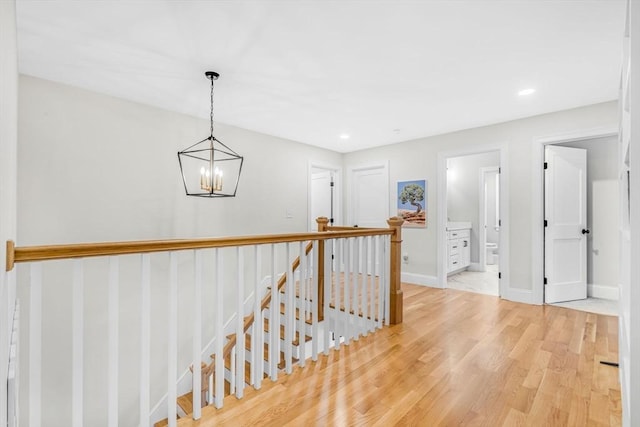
[397,179,427,228]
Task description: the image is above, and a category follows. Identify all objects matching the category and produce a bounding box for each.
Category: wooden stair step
[152,392,194,427]
[278,302,313,325]
[328,302,379,321]
[262,319,312,346]
[267,285,315,302]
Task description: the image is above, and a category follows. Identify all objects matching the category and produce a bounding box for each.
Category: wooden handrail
[5,228,393,271]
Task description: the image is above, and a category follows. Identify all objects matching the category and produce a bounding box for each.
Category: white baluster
[214,249,224,408]
[229,346,236,395]
[323,239,331,355]
[352,238,360,340]
[269,244,279,380]
[362,237,369,336]
[72,259,84,427]
[344,239,351,345]
[328,240,340,350]
[284,243,293,374]
[193,250,202,419]
[108,257,119,427]
[140,254,151,426]
[369,237,376,333]
[298,242,306,366]
[235,247,245,398]
[311,241,319,361]
[253,245,263,389]
[384,236,391,326]
[29,263,42,427]
[334,239,342,350]
[377,236,384,329]
[167,253,178,427]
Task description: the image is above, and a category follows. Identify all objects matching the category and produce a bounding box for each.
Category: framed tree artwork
[397,179,427,228]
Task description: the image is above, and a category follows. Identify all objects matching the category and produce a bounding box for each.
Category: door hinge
[544,162,548,169]
[544,277,548,285]
[498,272,501,279]
[331,254,335,260]
[498,219,502,226]
[330,217,334,224]
[498,167,501,173]
[544,220,548,227]
[330,181,334,187]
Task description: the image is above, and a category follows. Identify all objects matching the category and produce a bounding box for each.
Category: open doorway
[543,135,619,313]
[444,151,501,296]
[308,162,341,231]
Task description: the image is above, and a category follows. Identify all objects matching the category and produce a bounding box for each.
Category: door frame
[478,166,500,272]
[437,144,509,297]
[308,161,342,231]
[531,126,618,304]
[346,161,390,226]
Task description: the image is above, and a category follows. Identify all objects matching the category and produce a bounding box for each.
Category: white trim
[308,161,342,229]
[401,272,439,287]
[437,144,509,298]
[503,287,536,305]
[587,284,620,300]
[531,126,618,305]
[467,262,483,272]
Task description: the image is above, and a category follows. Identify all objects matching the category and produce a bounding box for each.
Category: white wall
[557,136,619,295]
[17,75,342,425]
[344,101,618,298]
[0,1,19,425]
[447,151,499,263]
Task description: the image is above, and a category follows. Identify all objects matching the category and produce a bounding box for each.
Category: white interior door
[310,170,333,231]
[544,146,587,303]
[349,163,389,274]
[350,164,389,228]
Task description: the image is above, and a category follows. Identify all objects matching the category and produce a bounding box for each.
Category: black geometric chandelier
[178,71,243,197]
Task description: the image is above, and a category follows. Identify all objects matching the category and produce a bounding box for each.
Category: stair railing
[5,216,403,427]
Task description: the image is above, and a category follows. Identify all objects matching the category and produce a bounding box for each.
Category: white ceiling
[16,0,625,153]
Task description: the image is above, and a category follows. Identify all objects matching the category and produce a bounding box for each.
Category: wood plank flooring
[176,284,621,426]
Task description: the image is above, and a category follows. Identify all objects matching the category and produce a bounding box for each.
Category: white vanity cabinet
[447,227,471,274]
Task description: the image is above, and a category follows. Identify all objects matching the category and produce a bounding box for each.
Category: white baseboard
[401,272,440,288]
[467,262,483,272]
[588,284,619,300]
[503,287,537,305]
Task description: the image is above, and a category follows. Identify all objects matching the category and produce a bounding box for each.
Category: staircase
[8,217,404,426]
[155,243,318,427]
[154,235,387,426]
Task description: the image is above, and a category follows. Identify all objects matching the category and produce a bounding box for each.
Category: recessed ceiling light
[339,133,350,140]
[518,88,536,96]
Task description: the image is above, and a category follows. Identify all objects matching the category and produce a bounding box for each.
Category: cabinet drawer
[448,229,470,239]
[448,254,460,271]
[448,239,460,255]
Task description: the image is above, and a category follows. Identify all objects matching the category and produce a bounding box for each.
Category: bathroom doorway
[445,151,500,296]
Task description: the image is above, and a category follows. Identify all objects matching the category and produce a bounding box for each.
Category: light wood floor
[177,284,621,426]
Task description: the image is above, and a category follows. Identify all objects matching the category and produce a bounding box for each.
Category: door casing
[437,144,509,297]
[531,126,617,304]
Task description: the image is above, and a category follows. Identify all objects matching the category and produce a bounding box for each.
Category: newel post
[387,217,404,324]
[316,217,329,321]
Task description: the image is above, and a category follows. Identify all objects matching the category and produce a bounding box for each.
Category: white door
[310,170,333,231]
[350,163,389,228]
[349,163,389,274]
[544,146,588,303]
